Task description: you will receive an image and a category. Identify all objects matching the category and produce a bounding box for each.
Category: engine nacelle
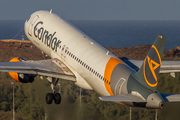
[8,57,35,83]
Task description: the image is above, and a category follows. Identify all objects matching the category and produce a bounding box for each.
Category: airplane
[1,10,180,109]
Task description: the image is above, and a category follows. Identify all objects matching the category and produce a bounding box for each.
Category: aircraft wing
[0,59,76,81]
[99,94,146,102]
[125,59,180,74]
[160,93,180,102]
[159,61,180,73]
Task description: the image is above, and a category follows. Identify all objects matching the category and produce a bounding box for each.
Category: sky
[1,0,180,20]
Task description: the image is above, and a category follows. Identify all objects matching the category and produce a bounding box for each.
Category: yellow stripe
[147,56,158,81]
[8,57,21,82]
[143,45,161,87]
[143,57,158,87]
[152,45,161,64]
[8,72,20,82]
[104,57,121,95]
[9,57,20,62]
[104,57,128,105]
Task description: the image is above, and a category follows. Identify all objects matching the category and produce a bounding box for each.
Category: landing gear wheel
[46,77,61,105]
[29,76,34,83]
[54,93,61,104]
[46,93,54,104]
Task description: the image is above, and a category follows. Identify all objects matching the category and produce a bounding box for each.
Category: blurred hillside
[0,39,180,120]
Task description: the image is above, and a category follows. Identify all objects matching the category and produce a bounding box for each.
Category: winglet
[137,34,166,91]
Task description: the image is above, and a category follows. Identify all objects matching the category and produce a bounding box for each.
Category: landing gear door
[28,15,39,36]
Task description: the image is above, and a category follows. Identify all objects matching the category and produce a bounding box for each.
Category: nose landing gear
[46,77,61,104]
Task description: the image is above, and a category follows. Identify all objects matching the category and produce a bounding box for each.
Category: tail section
[138,34,166,91]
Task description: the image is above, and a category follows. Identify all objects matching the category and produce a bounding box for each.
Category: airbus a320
[1,10,180,109]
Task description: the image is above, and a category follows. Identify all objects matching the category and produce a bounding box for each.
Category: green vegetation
[0,71,180,120]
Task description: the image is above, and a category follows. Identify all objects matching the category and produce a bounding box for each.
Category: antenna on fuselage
[50,9,52,14]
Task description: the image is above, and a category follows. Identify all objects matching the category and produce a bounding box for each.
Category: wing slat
[0,59,76,81]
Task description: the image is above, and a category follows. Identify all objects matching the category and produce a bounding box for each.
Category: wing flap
[160,93,180,102]
[99,94,146,102]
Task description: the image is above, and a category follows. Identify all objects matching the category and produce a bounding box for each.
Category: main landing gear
[46,93,61,104]
[46,77,61,104]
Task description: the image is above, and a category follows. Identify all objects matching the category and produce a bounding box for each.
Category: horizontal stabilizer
[129,60,180,75]
[160,93,180,102]
[99,94,146,102]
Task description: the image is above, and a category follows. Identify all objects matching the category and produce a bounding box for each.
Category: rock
[177,46,180,50]
[0,39,179,61]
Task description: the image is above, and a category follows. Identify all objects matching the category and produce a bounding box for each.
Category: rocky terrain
[0,39,44,61]
[107,45,180,60]
[0,39,179,61]
[0,39,180,120]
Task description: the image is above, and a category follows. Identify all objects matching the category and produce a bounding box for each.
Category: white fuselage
[24,10,131,98]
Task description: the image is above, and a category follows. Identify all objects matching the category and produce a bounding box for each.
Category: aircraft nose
[24,15,32,37]
[24,20,28,37]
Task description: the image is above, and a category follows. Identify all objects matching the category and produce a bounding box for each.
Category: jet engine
[8,57,35,83]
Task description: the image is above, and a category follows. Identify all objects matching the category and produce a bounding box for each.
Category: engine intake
[8,57,35,83]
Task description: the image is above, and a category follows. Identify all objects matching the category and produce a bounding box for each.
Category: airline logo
[143,45,161,87]
[34,21,62,52]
